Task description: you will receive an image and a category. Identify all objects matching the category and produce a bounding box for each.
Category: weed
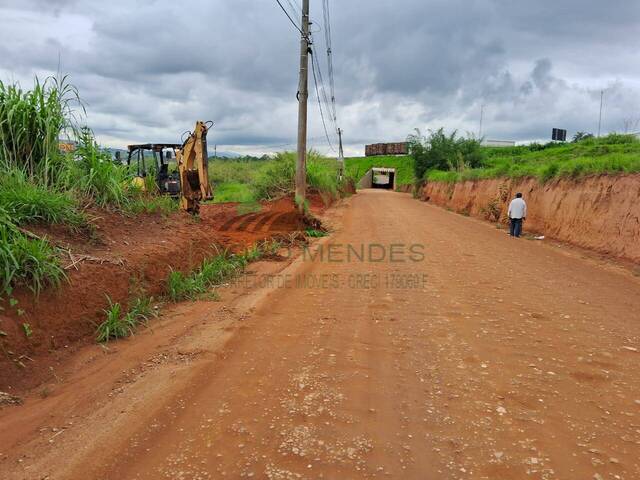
[127,296,155,324]
[97,298,128,342]
[95,295,155,343]
[22,322,32,338]
[166,249,265,302]
[305,228,328,238]
[125,195,177,215]
[0,216,65,296]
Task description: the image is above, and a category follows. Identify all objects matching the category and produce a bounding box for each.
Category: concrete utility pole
[337,127,345,179]
[478,104,485,140]
[295,0,310,213]
[597,90,604,138]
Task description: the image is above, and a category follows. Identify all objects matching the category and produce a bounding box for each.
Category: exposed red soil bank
[420,174,640,264]
[0,196,318,392]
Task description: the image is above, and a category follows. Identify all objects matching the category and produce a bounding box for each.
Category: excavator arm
[175,121,214,213]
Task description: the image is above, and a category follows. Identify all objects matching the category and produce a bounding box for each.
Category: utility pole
[478,104,485,140]
[597,90,604,138]
[337,128,345,160]
[295,0,310,213]
[214,144,217,158]
[337,128,345,179]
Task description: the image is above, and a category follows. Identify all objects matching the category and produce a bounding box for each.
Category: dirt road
[2,189,640,479]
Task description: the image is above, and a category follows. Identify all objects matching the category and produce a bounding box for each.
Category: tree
[407,128,484,180]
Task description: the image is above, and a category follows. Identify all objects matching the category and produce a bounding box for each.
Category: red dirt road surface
[2,189,640,479]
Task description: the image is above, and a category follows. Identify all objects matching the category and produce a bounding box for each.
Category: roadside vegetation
[407,129,640,184]
[0,76,175,300]
[209,151,343,203]
[96,240,282,342]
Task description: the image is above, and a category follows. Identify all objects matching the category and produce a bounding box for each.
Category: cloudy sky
[1,0,639,156]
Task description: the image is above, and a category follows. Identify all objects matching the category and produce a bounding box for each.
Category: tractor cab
[127,143,182,196]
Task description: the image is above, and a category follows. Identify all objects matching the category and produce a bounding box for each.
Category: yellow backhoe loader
[175,121,214,213]
[127,121,213,214]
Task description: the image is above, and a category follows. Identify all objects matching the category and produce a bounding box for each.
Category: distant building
[482,139,516,147]
[365,142,408,156]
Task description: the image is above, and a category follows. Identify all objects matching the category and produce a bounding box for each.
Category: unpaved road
[2,189,640,479]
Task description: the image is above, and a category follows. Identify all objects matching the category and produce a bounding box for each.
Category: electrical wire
[321,0,337,125]
[310,49,336,153]
[310,41,338,136]
[274,0,304,36]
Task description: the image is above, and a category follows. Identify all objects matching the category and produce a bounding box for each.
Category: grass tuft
[96,295,155,343]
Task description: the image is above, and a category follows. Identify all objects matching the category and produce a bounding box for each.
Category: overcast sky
[1,0,639,156]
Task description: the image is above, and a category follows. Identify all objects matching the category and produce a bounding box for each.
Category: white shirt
[508,198,527,219]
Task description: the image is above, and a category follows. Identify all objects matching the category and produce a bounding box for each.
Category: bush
[251,151,339,200]
[407,128,484,180]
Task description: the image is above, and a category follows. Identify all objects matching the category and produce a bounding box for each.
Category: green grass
[305,228,327,238]
[166,243,281,302]
[95,295,155,343]
[208,159,263,185]
[0,206,66,296]
[213,182,256,203]
[344,155,415,188]
[167,251,250,302]
[425,134,640,183]
[0,171,87,228]
[251,151,341,201]
[125,195,178,215]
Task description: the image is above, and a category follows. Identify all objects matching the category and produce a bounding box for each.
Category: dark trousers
[510,218,523,237]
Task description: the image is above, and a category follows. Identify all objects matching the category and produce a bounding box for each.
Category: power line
[310,49,336,152]
[310,44,338,136]
[321,0,337,125]
[274,0,305,37]
[284,0,301,17]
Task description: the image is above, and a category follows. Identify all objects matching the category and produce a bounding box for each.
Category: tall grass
[251,151,340,200]
[0,170,87,228]
[65,128,134,209]
[0,75,180,299]
[0,76,82,185]
[0,208,64,296]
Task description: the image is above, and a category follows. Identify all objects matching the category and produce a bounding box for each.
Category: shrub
[251,151,339,200]
[408,128,484,180]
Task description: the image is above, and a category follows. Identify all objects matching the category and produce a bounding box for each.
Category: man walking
[508,193,527,238]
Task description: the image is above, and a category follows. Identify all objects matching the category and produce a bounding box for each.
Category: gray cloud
[1,0,639,156]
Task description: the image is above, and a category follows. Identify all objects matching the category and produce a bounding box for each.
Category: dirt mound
[420,174,640,264]
[0,196,317,392]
